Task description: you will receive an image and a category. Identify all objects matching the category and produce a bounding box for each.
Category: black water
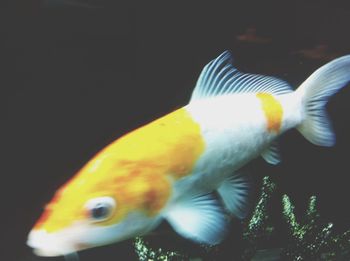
[2,1,350,260]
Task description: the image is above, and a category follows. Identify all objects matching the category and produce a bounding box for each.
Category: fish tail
[296,55,350,146]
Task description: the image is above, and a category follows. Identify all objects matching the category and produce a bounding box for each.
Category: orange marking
[256,93,283,133]
[36,108,205,232]
[33,206,52,230]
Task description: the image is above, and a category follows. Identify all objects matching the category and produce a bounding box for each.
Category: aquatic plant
[281,195,350,260]
[241,176,277,260]
[134,237,187,261]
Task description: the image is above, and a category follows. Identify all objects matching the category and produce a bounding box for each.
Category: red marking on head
[33,188,64,230]
[33,206,52,230]
[144,189,159,213]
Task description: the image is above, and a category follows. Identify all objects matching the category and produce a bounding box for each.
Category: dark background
[2,0,350,260]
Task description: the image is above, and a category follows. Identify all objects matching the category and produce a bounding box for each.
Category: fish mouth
[27,229,78,257]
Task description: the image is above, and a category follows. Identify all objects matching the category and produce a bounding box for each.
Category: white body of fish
[162,52,350,244]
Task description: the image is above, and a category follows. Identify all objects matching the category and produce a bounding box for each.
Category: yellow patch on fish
[256,93,283,133]
[106,107,206,180]
[35,108,205,232]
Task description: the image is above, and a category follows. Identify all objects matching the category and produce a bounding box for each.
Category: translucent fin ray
[217,170,251,219]
[261,140,281,165]
[163,193,229,245]
[190,51,293,101]
[296,55,350,146]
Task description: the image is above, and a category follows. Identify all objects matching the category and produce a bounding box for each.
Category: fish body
[27,51,350,257]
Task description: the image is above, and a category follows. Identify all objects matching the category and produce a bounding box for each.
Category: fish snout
[27,229,77,257]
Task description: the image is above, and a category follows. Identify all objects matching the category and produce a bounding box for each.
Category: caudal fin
[296,55,350,146]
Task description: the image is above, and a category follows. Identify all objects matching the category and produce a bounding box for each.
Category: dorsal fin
[190,51,293,102]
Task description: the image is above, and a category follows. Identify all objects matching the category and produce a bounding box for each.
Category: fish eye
[85,197,116,222]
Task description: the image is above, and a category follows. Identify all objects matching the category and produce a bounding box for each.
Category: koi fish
[27,51,350,258]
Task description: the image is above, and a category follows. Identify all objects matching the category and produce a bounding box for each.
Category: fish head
[26,107,203,256]
[27,158,168,257]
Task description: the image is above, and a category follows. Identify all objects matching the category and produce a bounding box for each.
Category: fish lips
[27,224,87,257]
